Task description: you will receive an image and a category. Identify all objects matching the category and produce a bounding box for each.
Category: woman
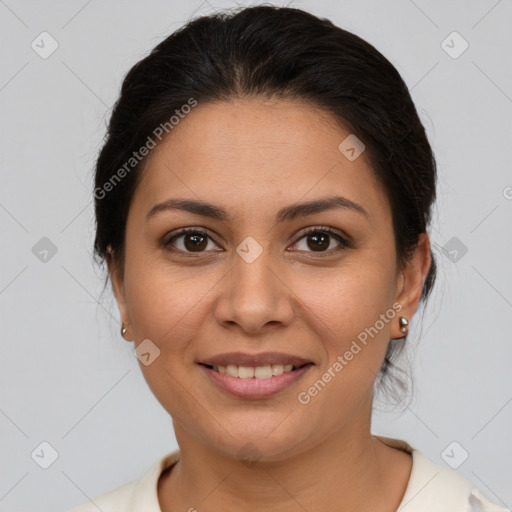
[72,5,508,512]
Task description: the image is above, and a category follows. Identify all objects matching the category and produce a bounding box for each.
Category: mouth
[197,352,314,399]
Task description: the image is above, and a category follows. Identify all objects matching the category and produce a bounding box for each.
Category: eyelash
[162,226,352,256]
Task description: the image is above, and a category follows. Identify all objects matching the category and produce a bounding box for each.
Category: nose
[213,247,295,335]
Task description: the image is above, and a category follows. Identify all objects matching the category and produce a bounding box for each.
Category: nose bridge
[214,240,294,332]
[234,246,275,299]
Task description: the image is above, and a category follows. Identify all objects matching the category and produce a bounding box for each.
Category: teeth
[238,366,254,378]
[226,365,238,377]
[255,365,272,379]
[213,364,296,379]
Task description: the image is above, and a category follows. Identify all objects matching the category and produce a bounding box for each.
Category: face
[108,98,429,461]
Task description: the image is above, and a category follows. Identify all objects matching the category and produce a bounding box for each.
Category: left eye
[292,228,349,253]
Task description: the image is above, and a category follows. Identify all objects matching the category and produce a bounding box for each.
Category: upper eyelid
[293,225,348,240]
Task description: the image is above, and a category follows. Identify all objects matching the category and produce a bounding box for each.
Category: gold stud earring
[399,316,409,334]
[121,323,128,337]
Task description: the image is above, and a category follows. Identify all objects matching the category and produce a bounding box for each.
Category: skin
[107,97,431,512]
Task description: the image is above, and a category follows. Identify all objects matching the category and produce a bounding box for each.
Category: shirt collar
[130,437,475,512]
[374,436,474,512]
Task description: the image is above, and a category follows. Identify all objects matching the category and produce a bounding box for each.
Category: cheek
[291,264,397,431]
[297,255,398,349]
[123,251,217,346]
[121,261,216,427]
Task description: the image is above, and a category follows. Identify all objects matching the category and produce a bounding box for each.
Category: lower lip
[199,364,313,399]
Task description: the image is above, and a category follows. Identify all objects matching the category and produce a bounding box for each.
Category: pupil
[185,233,207,251]
[308,233,329,251]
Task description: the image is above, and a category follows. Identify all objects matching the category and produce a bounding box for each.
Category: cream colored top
[70,436,510,512]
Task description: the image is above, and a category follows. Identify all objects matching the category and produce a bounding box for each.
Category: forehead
[132,98,387,220]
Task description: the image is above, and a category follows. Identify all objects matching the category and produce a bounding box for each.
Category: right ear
[106,247,130,328]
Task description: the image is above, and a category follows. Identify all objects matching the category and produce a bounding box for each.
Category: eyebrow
[146,195,369,223]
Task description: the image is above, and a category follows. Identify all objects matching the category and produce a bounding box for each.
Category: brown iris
[184,233,208,252]
[307,232,330,251]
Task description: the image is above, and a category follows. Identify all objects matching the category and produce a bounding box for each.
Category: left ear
[392,232,432,338]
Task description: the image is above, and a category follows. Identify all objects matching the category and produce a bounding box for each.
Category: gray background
[0,0,511,511]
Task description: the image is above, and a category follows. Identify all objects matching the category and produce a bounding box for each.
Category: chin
[205,415,315,463]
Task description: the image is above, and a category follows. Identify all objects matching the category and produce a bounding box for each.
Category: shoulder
[405,450,509,512]
[69,450,180,512]
[375,436,510,512]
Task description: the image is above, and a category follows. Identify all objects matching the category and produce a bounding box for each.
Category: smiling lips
[199,352,313,399]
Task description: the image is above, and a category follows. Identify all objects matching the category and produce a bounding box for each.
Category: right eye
[163,228,223,253]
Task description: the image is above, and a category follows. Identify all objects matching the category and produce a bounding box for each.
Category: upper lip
[199,352,313,367]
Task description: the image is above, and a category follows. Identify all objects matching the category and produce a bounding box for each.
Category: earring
[121,323,128,337]
[399,316,409,335]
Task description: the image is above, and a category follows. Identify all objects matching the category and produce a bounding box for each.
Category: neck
[158,415,412,512]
